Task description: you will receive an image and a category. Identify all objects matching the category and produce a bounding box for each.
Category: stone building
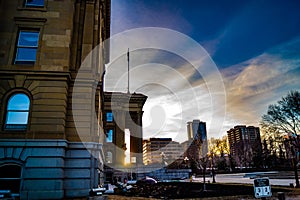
[0,0,110,199]
[102,92,147,182]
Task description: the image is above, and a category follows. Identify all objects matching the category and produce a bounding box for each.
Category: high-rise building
[0,0,110,199]
[187,121,193,140]
[227,125,262,168]
[186,120,208,159]
[143,138,184,165]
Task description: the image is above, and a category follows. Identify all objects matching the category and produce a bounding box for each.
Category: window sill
[14,61,36,66]
[1,130,27,133]
[17,7,47,12]
[4,124,28,131]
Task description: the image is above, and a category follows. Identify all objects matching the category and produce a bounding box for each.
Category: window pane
[106,112,113,122]
[106,129,113,142]
[15,48,37,62]
[6,112,29,125]
[18,31,39,47]
[25,0,44,7]
[15,31,39,64]
[8,94,30,110]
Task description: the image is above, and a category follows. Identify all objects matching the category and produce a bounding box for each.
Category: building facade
[227,125,262,168]
[102,91,147,182]
[0,0,110,199]
[143,138,184,165]
[186,120,208,160]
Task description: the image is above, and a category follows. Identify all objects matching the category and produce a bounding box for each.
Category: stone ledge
[0,139,68,147]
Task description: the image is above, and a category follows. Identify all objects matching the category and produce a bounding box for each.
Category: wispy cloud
[222,37,300,128]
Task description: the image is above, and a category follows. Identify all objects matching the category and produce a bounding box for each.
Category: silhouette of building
[143,138,184,165]
[185,120,208,160]
[0,0,110,199]
[227,125,262,168]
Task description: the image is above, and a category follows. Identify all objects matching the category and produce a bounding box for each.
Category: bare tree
[261,90,300,135]
[195,156,209,191]
[261,90,300,187]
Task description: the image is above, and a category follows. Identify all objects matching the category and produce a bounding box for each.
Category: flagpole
[127,48,130,94]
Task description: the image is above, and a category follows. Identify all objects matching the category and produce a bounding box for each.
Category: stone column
[114,110,125,166]
[128,111,143,165]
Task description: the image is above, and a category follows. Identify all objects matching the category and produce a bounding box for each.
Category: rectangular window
[106,112,113,122]
[15,30,40,65]
[24,0,44,7]
[106,129,113,143]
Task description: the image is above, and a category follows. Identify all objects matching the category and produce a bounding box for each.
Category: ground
[108,195,300,200]
[104,182,300,200]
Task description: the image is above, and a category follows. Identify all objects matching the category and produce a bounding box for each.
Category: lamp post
[285,134,300,188]
[184,156,189,168]
[210,152,216,183]
[291,146,299,188]
[199,156,208,192]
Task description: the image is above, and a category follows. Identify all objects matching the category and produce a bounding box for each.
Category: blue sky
[106,0,300,141]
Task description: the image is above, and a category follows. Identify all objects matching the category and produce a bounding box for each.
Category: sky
[104,0,300,142]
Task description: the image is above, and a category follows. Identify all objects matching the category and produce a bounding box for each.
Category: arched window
[5,93,30,130]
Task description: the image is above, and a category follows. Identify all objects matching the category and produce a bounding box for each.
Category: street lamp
[285,134,300,188]
[199,156,208,192]
[209,152,216,183]
[184,156,189,168]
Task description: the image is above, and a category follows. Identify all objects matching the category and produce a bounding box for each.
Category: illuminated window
[15,30,40,65]
[24,0,44,7]
[106,129,113,142]
[106,112,113,122]
[5,93,30,130]
[106,152,113,163]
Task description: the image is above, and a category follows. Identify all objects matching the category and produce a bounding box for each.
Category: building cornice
[104,91,147,105]
[0,70,71,80]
